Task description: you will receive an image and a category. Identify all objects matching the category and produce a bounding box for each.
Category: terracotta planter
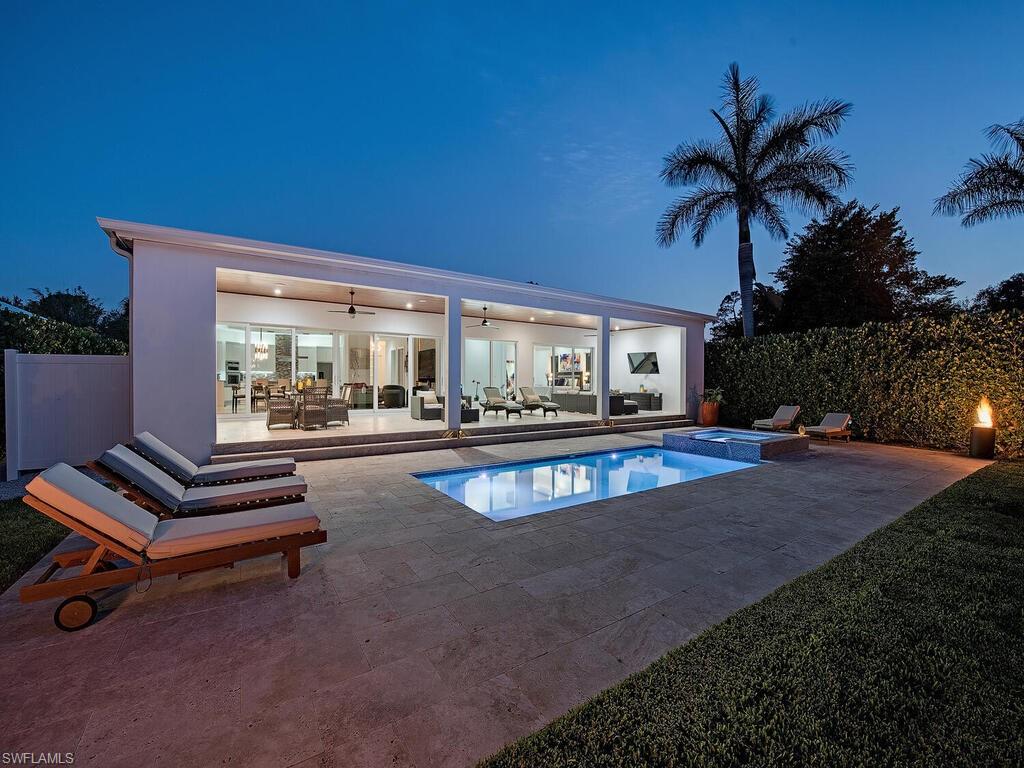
[700,401,720,426]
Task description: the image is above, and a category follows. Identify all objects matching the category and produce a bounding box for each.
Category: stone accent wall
[275,333,292,381]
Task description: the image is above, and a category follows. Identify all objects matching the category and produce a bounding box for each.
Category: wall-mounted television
[627,352,659,374]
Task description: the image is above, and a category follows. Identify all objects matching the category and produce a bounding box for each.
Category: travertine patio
[0,431,987,768]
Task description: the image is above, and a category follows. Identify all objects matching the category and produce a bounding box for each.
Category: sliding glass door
[463,339,517,402]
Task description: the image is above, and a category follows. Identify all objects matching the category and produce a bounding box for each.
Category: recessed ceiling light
[406,302,413,309]
[614,325,620,331]
[529,316,535,322]
[273,288,282,296]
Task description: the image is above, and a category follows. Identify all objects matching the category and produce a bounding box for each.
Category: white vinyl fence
[4,350,130,480]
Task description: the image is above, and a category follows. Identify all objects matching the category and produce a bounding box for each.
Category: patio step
[211,416,694,464]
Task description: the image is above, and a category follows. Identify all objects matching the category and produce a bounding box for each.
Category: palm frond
[758,146,853,191]
[985,118,1024,156]
[720,63,759,124]
[934,153,1024,224]
[750,194,790,240]
[656,187,735,247]
[660,140,737,187]
[751,99,853,172]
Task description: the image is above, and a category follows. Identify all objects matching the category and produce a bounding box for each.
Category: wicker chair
[327,385,350,427]
[298,387,329,431]
[266,395,295,430]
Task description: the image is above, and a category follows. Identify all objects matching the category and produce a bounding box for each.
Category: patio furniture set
[20,431,323,632]
[266,385,351,431]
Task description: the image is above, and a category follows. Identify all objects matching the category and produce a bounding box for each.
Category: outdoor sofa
[92,444,306,518]
[411,390,444,420]
[752,405,801,431]
[19,463,324,632]
[132,431,295,485]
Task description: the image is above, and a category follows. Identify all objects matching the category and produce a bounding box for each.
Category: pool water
[689,429,782,442]
[413,447,753,522]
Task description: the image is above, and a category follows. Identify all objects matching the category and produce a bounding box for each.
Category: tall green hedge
[0,308,127,453]
[706,311,1023,458]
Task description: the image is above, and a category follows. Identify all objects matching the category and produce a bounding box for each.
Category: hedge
[705,311,1023,458]
[0,308,127,452]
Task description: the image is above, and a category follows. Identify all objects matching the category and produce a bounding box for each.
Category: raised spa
[663,427,809,462]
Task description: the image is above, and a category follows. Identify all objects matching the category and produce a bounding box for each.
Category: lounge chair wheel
[54,595,98,632]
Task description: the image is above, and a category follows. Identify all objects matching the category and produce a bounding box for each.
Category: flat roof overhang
[99,217,715,327]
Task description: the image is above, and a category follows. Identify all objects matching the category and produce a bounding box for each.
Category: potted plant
[700,388,725,426]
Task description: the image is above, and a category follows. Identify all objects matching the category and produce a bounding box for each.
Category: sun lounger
[752,405,801,431]
[482,387,523,418]
[519,387,559,417]
[92,444,306,517]
[133,431,296,485]
[19,463,325,631]
[804,413,852,443]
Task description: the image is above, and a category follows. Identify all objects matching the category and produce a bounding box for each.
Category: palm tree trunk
[737,213,756,337]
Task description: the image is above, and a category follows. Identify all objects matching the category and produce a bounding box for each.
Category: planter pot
[700,402,720,426]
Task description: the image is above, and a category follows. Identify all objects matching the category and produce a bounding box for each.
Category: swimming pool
[413,447,753,522]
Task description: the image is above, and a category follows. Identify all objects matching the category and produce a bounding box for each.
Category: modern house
[98,218,713,463]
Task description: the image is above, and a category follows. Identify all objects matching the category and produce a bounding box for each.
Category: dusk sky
[2,1,1021,314]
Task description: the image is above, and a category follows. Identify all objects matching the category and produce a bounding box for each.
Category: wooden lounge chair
[752,405,801,432]
[519,387,559,417]
[92,444,306,518]
[132,431,296,485]
[805,413,852,443]
[20,463,325,631]
[482,387,523,418]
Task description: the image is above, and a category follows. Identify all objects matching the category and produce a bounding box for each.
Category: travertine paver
[0,431,988,767]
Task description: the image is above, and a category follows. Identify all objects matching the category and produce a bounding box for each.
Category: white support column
[444,294,462,431]
[596,315,611,421]
[371,333,378,411]
[683,322,705,420]
[407,334,414,404]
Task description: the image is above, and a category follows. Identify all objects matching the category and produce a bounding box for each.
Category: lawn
[481,461,1024,767]
[0,497,69,594]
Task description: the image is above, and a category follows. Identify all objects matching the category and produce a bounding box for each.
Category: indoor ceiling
[216,270,655,331]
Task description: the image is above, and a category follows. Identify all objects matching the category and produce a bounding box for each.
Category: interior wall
[609,325,684,413]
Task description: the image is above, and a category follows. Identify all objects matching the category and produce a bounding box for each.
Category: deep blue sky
[2,2,1021,314]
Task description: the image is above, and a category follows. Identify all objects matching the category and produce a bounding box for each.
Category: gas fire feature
[969,397,996,459]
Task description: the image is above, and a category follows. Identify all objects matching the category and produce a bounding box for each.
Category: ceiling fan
[469,305,500,330]
[328,289,377,317]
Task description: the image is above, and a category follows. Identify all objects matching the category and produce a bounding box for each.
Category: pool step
[211,417,694,464]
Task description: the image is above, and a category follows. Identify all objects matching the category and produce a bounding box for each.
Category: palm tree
[934,118,1024,226]
[657,63,853,337]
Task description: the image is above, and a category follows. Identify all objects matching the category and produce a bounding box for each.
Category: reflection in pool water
[414,447,752,522]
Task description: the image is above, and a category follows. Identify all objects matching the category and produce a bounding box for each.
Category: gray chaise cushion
[27,463,158,551]
[177,475,308,514]
[100,444,186,512]
[147,502,321,559]
[133,431,199,483]
[135,431,296,484]
[192,458,297,485]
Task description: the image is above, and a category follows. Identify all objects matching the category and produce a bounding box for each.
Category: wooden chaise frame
[86,460,304,519]
[19,493,327,607]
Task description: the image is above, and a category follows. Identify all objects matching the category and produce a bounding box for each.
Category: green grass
[0,497,69,594]
[481,461,1024,767]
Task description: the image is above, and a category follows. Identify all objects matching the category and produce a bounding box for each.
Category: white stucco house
[97,218,713,464]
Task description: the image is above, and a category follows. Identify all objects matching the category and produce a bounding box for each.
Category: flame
[976,397,993,428]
